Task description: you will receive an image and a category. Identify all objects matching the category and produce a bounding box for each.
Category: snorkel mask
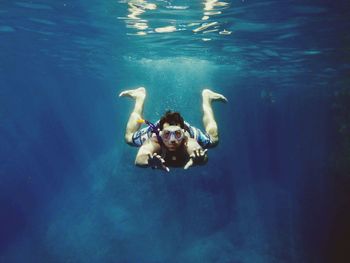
[161,126,184,142]
[137,119,184,144]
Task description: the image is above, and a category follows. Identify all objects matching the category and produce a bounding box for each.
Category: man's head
[159,111,186,151]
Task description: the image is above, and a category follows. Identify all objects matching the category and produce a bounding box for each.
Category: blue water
[1,0,349,262]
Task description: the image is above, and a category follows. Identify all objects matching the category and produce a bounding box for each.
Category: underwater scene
[0,0,349,262]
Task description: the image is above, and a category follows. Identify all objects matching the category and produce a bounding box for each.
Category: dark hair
[159,110,185,130]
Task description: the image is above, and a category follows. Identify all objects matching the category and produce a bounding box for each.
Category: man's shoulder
[149,133,161,143]
[186,137,202,150]
[143,135,161,148]
[186,137,199,145]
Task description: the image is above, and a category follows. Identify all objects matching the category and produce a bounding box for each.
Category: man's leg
[202,89,227,147]
[119,87,146,145]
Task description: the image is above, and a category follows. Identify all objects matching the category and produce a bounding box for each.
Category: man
[119,87,227,172]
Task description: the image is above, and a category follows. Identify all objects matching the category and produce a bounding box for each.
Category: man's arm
[184,138,208,169]
[135,139,161,167]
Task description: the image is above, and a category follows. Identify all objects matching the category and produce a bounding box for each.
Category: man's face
[161,123,185,151]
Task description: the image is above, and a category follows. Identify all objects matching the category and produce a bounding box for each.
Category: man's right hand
[148,153,170,172]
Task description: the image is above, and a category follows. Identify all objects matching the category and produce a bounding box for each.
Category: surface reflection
[125,0,157,35]
[119,0,232,40]
[194,0,232,40]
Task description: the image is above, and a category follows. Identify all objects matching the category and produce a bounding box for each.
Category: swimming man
[119,87,227,172]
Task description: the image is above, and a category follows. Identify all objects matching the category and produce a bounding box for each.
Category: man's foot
[202,89,228,102]
[119,87,146,100]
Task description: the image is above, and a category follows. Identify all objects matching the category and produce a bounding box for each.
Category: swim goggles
[161,126,184,142]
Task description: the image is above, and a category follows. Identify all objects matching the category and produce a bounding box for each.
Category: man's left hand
[184,148,208,170]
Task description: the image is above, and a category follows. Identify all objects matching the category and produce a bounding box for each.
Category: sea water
[0,1,349,262]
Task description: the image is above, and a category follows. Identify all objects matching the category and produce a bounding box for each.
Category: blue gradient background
[1,1,349,262]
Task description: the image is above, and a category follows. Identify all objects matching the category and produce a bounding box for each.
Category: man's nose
[169,134,176,143]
